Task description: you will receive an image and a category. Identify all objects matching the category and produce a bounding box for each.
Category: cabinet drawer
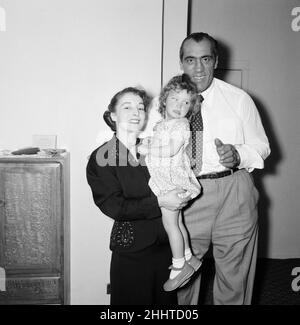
[0,276,61,304]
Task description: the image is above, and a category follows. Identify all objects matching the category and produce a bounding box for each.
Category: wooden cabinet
[0,154,70,304]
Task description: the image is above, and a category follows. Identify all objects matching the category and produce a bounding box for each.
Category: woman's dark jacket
[86,135,168,253]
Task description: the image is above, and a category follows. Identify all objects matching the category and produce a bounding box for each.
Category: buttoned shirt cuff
[234,145,264,172]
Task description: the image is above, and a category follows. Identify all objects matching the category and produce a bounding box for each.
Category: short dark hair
[103,87,151,132]
[159,74,200,121]
[179,32,218,62]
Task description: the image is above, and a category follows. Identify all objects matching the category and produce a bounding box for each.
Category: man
[177,32,270,305]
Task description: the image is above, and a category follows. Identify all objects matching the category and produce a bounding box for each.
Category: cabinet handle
[0,199,5,207]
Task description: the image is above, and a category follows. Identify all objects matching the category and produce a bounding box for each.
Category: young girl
[138,74,203,292]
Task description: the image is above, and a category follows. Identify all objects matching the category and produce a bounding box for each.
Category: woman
[86,87,189,305]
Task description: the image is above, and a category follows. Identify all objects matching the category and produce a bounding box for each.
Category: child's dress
[145,118,201,198]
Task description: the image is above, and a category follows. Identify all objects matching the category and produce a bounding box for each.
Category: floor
[197,258,300,305]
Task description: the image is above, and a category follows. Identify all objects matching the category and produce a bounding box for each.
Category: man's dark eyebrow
[184,56,196,60]
[184,55,213,60]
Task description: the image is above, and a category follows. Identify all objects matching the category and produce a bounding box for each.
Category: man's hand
[157,189,191,211]
[215,138,240,169]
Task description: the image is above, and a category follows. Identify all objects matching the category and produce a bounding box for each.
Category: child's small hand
[137,144,149,155]
[142,136,152,146]
[177,190,191,200]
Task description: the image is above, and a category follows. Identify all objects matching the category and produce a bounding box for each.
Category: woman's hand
[157,189,191,211]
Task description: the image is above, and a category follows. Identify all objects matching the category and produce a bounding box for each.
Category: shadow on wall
[214,38,231,82]
[213,39,283,258]
[252,95,282,257]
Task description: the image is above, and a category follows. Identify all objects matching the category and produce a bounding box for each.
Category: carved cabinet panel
[0,154,70,304]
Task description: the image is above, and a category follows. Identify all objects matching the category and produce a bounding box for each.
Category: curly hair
[158,74,200,121]
[103,87,152,132]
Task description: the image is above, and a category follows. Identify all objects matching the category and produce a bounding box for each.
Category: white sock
[170,257,185,279]
[184,248,192,261]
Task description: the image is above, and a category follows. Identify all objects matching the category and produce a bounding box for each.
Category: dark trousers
[110,243,177,305]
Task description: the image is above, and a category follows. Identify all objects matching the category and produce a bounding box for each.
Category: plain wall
[191,0,300,258]
[0,0,162,305]
[162,0,188,84]
[141,0,189,138]
[0,0,188,304]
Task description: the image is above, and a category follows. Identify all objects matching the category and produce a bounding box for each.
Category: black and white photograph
[0,0,299,313]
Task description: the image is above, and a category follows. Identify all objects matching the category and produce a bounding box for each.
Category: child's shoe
[163,262,194,292]
[187,255,202,272]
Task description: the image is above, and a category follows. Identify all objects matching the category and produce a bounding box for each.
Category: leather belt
[197,168,239,180]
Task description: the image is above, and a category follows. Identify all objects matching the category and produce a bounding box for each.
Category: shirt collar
[200,78,215,101]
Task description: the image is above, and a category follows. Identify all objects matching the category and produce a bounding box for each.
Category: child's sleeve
[170,118,191,147]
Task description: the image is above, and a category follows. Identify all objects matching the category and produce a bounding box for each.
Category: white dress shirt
[141,77,270,175]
